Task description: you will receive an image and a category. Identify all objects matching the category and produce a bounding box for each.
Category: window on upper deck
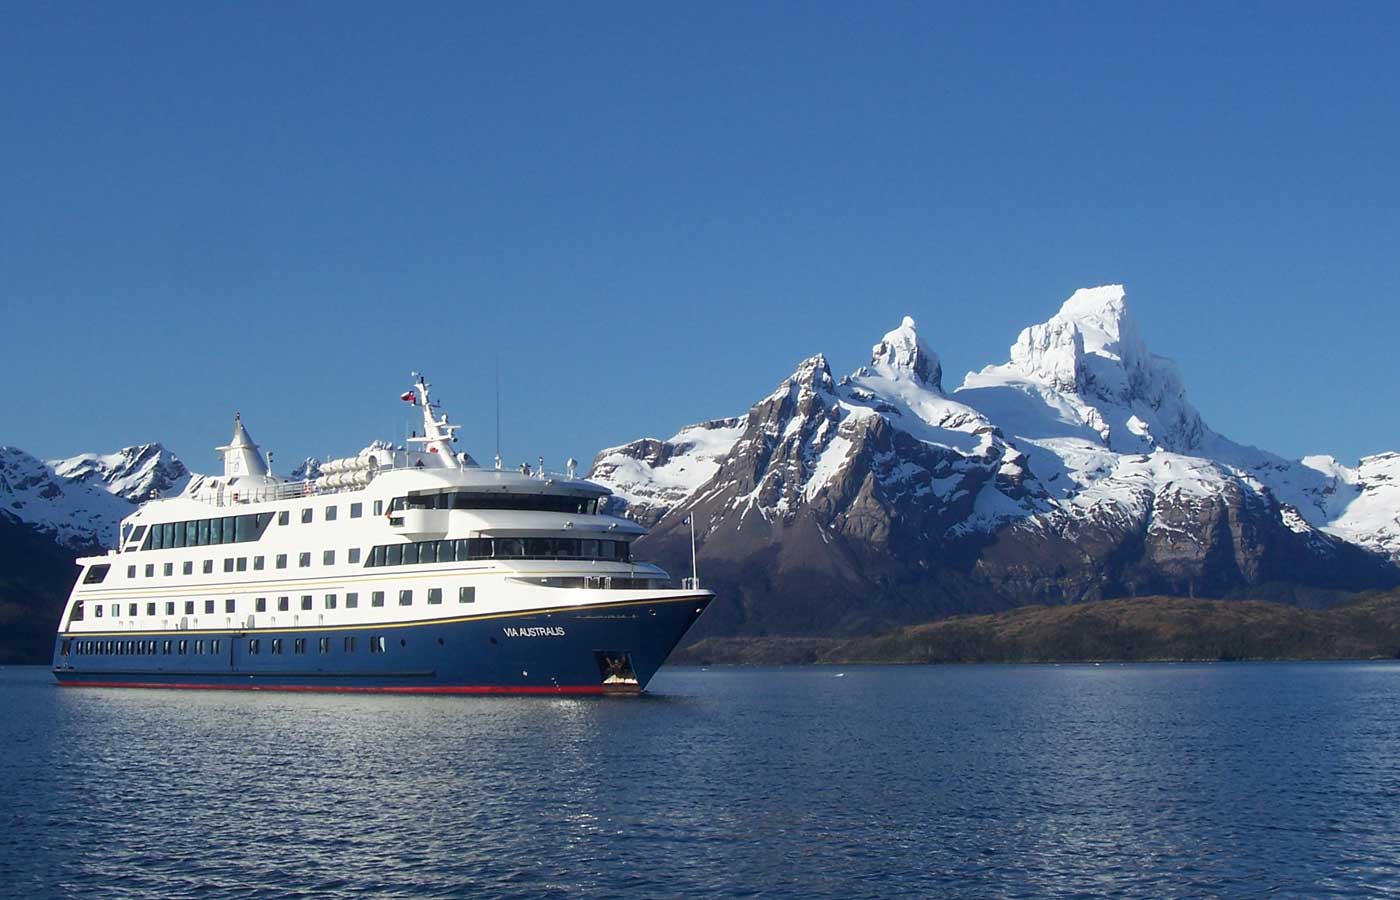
[301,508,312,524]
[348,548,361,564]
[350,502,363,518]
[127,565,136,578]
[82,564,110,584]
[325,506,337,522]
[323,550,335,565]
[183,561,193,575]
[299,552,311,568]
[278,510,289,526]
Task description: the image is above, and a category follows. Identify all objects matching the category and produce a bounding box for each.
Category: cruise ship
[50,376,712,694]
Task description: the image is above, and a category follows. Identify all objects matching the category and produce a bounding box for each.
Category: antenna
[494,355,502,470]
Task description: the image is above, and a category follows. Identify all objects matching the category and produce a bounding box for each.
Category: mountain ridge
[591,285,1400,638]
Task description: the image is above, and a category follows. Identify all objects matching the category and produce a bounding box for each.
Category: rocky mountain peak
[969,285,1205,454]
[869,316,942,391]
[788,353,836,394]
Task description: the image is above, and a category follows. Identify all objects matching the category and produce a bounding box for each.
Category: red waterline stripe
[58,681,606,695]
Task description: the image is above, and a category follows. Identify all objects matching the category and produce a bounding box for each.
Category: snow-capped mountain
[592,286,1400,636]
[48,443,191,503]
[1,447,140,550]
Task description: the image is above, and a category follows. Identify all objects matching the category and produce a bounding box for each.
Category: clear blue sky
[4,3,1397,472]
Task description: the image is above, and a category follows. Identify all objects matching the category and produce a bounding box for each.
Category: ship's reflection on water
[8,662,1400,898]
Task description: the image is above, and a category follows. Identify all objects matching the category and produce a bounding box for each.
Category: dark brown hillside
[673,592,1400,665]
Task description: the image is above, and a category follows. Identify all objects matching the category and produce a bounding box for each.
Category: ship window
[350,503,362,518]
[495,538,523,558]
[419,542,437,564]
[225,598,235,613]
[109,603,119,617]
[163,640,172,654]
[399,589,413,606]
[325,594,337,609]
[372,636,387,653]
[428,588,442,605]
[236,557,247,572]
[184,601,194,615]
[212,639,221,654]
[203,560,213,574]
[447,491,596,515]
[253,556,264,571]
[83,564,111,584]
[94,604,103,618]
[299,553,311,568]
[346,592,358,609]
[278,510,289,526]
[69,602,85,623]
[61,639,70,657]
[223,558,234,573]
[301,508,312,524]
[145,564,154,577]
[162,601,173,615]
[130,524,147,542]
[183,561,193,575]
[127,565,136,578]
[319,637,330,654]
[195,639,204,654]
[164,522,176,547]
[204,600,214,614]
[384,545,402,566]
[372,591,384,607]
[348,548,361,564]
[301,595,312,610]
[323,550,335,565]
[271,638,282,655]
[278,596,289,611]
[208,518,222,544]
[234,515,255,541]
[173,522,185,548]
[344,636,356,652]
[294,638,306,655]
[276,554,287,569]
[255,597,267,613]
[325,506,337,521]
[128,603,138,616]
[459,586,475,604]
[164,563,173,576]
[373,500,383,516]
[222,517,237,544]
[197,519,210,545]
[248,639,259,655]
[403,544,419,565]
[147,602,157,616]
[186,521,198,546]
[580,539,599,558]
[369,546,385,567]
[178,639,188,654]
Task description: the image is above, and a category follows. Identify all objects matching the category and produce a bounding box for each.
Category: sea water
[3,662,1400,898]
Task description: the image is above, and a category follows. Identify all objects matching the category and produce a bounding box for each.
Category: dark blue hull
[52,593,710,695]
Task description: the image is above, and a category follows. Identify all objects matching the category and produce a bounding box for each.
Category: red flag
[400,391,418,405]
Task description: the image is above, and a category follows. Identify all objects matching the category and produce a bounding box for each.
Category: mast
[404,372,460,467]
